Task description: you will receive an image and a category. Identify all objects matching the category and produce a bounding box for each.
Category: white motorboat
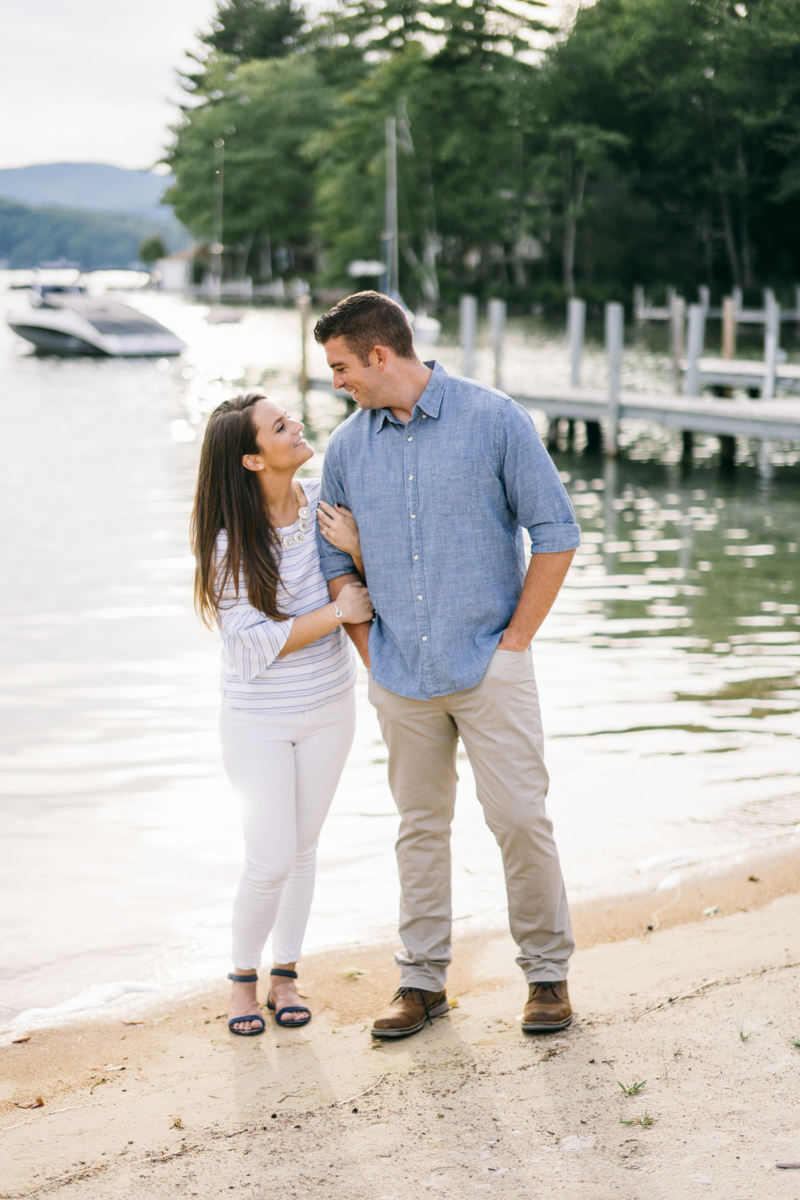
[7,277,184,356]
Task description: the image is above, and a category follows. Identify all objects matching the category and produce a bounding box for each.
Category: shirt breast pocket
[425,461,477,517]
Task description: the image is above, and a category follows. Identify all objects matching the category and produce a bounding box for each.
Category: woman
[192,392,372,1035]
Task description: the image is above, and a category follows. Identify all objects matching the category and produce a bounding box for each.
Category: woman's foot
[228,970,262,1034]
[268,963,309,1025]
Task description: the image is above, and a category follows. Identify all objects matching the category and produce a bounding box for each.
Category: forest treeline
[165,0,800,308]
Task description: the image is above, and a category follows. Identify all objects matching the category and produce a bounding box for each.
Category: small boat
[6,275,184,356]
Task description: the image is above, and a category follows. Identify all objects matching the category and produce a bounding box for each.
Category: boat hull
[6,297,185,357]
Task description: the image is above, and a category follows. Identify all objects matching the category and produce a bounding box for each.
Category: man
[315,291,579,1039]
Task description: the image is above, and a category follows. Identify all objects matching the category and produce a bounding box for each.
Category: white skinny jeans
[220,693,356,969]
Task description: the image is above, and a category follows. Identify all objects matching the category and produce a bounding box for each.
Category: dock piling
[763,296,780,399]
[568,298,585,388]
[684,304,706,397]
[698,285,710,315]
[604,302,623,456]
[459,295,478,379]
[722,296,736,360]
[488,298,506,390]
[670,295,686,392]
[297,293,311,422]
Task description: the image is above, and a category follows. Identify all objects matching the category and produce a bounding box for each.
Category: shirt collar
[374,360,446,431]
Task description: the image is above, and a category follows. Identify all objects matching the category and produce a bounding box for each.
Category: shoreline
[2,842,799,1111]
[1,845,799,1198]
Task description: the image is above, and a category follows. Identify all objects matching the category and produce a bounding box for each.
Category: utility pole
[382,117,399,298]
[211,137,225,303]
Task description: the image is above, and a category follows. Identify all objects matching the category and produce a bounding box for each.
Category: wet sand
[2,846,800,1198]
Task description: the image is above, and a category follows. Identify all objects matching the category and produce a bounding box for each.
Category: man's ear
[371,345,391,370]
[242,454,263,472]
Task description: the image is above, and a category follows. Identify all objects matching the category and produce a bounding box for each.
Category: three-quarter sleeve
[497,401,581,553]
[214,533,293,682]
[319,440,358,580]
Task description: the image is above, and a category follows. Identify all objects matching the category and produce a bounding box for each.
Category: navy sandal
[227,971,266,1036]
[266,968,311,1028]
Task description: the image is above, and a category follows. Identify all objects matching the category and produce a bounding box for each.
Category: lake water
[1,282,799,1030]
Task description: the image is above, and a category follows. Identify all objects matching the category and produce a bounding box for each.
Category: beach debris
[90,1078,107,1093]
[150,1014,172,1026]
[340,967,363,980]
[337,1074,388,1106]
[620,1112,657,1127]
[12,1035,30,1043]
[14,1097,44,1109]
[748,875,760,882]
[617,1079,646,1095]
[122,1020,144,1026]
[702,905,720,916]
[776,1162,800,1169]
[277,1088,302,1104]
[170,1116,185,1129]
[449,998,459,1008]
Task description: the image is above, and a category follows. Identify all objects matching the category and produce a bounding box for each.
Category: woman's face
[245,398,313,474]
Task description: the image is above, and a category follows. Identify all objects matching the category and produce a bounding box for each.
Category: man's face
[323,335,387,410]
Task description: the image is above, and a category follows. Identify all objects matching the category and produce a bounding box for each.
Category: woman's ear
[242,454,263,472]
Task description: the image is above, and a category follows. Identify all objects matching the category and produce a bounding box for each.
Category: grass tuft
[617,1079,647,1095]
[620,1112,658,1127]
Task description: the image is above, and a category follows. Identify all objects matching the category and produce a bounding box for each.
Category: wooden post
[604,301,623,456]
[722,296,736,359]
[670,294,686,393]
[698,285,710,314]
[733,286,742,317]
[488,298,506,390]
[459,294,478,378]
[297,293,311,422]
[568,297,585,387]
[633,285,645,323]
[684,304,705,397]
[763,296,779,399]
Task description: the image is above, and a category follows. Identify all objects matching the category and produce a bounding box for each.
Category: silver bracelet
[333,603,344,622]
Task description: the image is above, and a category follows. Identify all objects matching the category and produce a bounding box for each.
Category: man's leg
[369,674,459,992]
[449,648,574,985]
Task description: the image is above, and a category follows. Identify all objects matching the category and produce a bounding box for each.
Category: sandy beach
[3,846,800,1199]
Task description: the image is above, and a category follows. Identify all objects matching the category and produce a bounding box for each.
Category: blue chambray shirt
[318,360,580,701]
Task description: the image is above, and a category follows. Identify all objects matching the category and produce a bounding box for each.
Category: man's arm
[497,550,575,651]
[329,572,371,667]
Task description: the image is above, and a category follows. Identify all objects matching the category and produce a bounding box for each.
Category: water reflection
[0,287,798,1025]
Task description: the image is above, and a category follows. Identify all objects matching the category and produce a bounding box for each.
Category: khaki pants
[369,647,574,990]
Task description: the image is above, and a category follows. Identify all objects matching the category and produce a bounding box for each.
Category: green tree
[138,234,168,263]
[182,0,304,94]
[164,55,336,277]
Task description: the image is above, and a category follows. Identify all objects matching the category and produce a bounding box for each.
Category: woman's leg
[219,707,299,1030]
[270,693,357,967]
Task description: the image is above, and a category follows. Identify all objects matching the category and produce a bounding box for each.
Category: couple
[191,291,580,1040]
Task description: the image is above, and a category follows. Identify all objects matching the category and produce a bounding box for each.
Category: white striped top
[215,479,356,712]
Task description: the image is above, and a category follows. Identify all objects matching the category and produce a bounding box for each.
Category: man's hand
[496,549,575,652]
[329,572,371,667]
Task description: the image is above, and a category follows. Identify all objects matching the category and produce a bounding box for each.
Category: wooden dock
[512,384,800,442]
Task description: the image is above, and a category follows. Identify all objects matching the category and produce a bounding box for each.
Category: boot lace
[392,987,436,1026]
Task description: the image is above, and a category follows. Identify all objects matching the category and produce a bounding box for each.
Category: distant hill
[0,163,176,224]
[0,197,188,270]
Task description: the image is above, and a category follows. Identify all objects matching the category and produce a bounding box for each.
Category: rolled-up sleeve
[318,439,358,581]
[498,402,581,553]
[215,533,293,682]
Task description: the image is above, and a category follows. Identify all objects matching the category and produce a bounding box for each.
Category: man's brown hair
[313,290,415,364]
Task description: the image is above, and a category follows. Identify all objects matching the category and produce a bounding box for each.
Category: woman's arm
[277,581,373,656]
[317,502,364,579]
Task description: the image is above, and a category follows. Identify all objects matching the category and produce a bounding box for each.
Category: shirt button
[421,635,428,641]
[422,414,427,418]
[416,594,422,600]
[408,474,413,480]
[407,435,413,442]
[410,513,416,519]
[413,554,419,561]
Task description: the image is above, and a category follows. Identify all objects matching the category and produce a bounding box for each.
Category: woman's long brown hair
[191,392,287,627]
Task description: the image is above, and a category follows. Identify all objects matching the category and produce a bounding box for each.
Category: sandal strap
[270,968,298,979]
[228,971,258,983]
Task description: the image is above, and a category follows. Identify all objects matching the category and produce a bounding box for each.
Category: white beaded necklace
[275,485,312,550]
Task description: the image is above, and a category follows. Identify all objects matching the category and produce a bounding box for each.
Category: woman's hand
[317,502,364,577]
[335,581,374,625]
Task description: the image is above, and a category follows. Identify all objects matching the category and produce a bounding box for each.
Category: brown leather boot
[370,987,449,1040]
[521,980,572,1033]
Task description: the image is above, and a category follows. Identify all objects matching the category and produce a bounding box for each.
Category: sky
[0,0,217,170]
[0,0,570,172]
